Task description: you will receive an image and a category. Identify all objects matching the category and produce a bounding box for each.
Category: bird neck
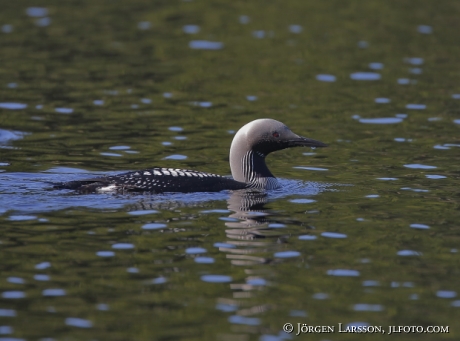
[230,147,278,189]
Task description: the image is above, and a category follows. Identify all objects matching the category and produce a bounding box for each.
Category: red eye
[273,132,280,138]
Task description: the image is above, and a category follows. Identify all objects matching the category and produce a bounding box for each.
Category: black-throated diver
[54,118,327,193]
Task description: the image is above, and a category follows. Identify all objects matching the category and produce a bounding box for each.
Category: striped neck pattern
[241,150,279,190]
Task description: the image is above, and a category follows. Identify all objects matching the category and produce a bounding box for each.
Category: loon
[54,118,327,193]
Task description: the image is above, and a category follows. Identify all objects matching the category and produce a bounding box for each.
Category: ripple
[358,117,403,124]
[93,100,104,106]
[321,232,347,239]
[195,257,215,264]
[377,177,398,181]
[451,300,460,307]
[434,145,450,150]
[34,274,50,281]
[127,267,139,273]
[316,74,336,82]
[1,291,26,299]
[239,15,250,24]
[363,280,380,287]
[0,309,16,317]
[312,293,329,299]
[406,104,426,110]
[405,57,424,65]
[35,262,51,270]
[35,17,50,26]
[398,78,410,85]
[452,94,460,99]
[168,126,183,132]
[55,107,73,114]
[454,119,460,124]
[436,290,457,299]
[201,275,232,283]
[228,315,261,326]
[268,223,286,228]
[216,303,237,312]
[183,25,200,34]
[96,303,109,311]
[289,199,316,204]
[100,152,122,157]
[8,214,37,221]
[26,7,48,17]
[191,101,212,108]
[0,130,28,145]
[2,24,13,33]
[109,145,130,150]
[141,98,152,104]
[246,95,258,101]
[353,304,384,312]
[0,103,27,110]
[149,277,167,285]
[7,277,25,284]
[162,154,187,160]
[410,223,429,229]
[404,163,436,169]
[128,210,158,215]
[96,251,115,257]
[213,242,235,248]
[299,235,317,241]
[397,250,422,256]
[142,223,167,230]
[112,243,134,249]
[65,317,93,328]
[366,194,379,198]
[401,187,429,193]
[294,166,328,171]
[367,63,383,70]
[42,288,66,296]
[289,25,303,33]
[288,310,307,318]
[393,137,412,142]
[274,251,300,258]
[219,217,238,222]
[252,30,265,39]
[247,278,267,286]
[327,269,360,277]
[426,175,446,179]
[0,325,13,334]
[374,97,390,103]
[186,247,207,254]
[137,21,151,30]
[189,40,224,50]
[418,25,433,34]
[350,72,381,81]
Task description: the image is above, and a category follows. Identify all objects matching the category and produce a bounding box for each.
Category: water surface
[1,1,459,340]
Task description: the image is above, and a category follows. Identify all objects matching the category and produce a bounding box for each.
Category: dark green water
[1,1,460,340]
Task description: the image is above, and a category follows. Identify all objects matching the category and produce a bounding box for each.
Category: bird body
[53,119,327,193]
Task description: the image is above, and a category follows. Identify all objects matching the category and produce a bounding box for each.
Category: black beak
[288,136,328,148]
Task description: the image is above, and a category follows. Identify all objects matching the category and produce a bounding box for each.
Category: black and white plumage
[53,118,327,193]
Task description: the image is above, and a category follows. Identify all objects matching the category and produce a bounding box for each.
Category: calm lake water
[1,1,460,340]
